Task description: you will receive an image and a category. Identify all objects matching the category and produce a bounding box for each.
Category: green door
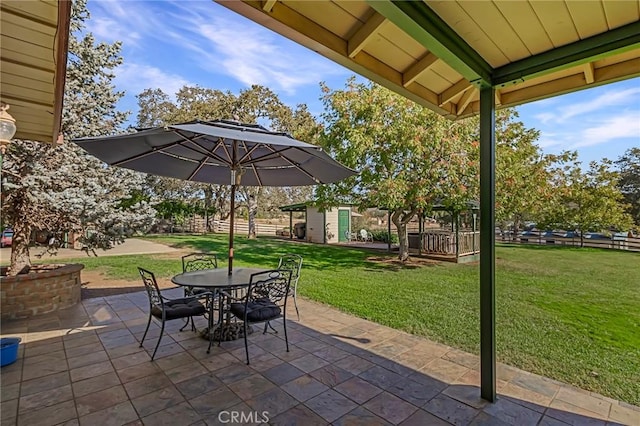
[338,209,350,242]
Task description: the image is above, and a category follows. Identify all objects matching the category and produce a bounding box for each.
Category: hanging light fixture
[0,104,17,154]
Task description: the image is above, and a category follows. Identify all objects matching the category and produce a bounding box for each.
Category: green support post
[479,86,496,402]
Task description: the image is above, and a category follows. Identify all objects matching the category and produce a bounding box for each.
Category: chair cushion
[152,298,206,320]
[192,287,209,296]
[230,298,281,322]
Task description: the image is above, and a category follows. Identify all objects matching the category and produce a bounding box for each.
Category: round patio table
[171,267,266,343]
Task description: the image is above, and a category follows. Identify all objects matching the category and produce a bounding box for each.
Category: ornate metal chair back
[277,254,302,285]
[249,269,292,306]
[182,253,218,272]
[138,267,163,309]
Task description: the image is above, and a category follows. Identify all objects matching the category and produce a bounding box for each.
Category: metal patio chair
[277,254,303,321]
[138,267,209,360]
[224,269,292,365]
[181,252,219,331]
[181,252,218,296]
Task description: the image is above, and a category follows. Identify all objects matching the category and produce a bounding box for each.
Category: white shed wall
[324,208,340,244]
[306,207,325,243]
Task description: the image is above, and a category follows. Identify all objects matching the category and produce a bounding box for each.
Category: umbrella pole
[228,184,235,276]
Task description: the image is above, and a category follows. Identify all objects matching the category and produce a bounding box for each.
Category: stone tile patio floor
[1,290,638,426]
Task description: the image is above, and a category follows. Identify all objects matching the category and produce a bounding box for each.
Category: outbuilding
[279,203,353,244]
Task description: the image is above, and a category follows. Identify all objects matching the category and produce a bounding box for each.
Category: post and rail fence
[183,216,640,254]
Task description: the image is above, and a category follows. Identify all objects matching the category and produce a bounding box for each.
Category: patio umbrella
[74,119,356,274]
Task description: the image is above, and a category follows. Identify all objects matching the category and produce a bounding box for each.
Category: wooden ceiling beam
[348,12,387,58]
[402,53,438,87]
[370,0,493,87]
[494,21,640,87]
[456,87,476,116]
[439,78,472,106]
[262,0,276,12]
[500,57,640,107]
[583,62,595,84]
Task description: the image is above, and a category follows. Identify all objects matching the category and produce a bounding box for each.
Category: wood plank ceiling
[218,0,640,121]
[0,0,70,143]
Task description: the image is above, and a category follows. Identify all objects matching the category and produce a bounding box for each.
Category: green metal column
[479,86,496,402]
[289,212,293,240]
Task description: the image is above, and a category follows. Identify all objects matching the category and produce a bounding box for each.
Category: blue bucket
[0,337,22,367]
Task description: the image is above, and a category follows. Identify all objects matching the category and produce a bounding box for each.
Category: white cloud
[86,0,157,46]
[87,17,141,46]
[536,134,566,149]
[539,87,640,124]
[571,112,640,149]
[533,112,555,124]
[87,1,347,95]
[160,2,347,94]
[115,63,193,99]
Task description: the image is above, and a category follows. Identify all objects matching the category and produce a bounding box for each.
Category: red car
[1,229,13,248]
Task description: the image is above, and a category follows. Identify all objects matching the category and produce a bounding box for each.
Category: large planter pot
[0,264,84,320]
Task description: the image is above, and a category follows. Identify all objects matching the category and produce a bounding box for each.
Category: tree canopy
[615,147,640,228]
[316,78,479,260]
[537,157,633,242]
[135,84,318,236]
[1,0,155,275]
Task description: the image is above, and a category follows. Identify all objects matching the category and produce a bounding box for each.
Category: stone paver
[0,291,637,426]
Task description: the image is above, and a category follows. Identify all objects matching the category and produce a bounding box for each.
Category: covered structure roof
[0,0,71,143]
[218,0,640,120]
[279,202,309,212]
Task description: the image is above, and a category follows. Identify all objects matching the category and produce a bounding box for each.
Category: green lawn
[61,234,640,405]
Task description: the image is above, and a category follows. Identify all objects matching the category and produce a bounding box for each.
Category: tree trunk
[9,222,32,275]
[512,215,522,242]
[392,209,417,262]
[397,221,409,261]
[204,185,213,232]
[248,195,257,239]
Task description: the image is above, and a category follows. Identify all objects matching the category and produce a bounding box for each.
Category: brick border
[1,264,84,319]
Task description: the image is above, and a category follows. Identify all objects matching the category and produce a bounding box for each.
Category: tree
[136,89,176,128]
[135,84,319,238]
[615,147,640,228]
[1,0,156,275]
[539,158,632,245]
[494,109,559,238]
[317,78,478,261]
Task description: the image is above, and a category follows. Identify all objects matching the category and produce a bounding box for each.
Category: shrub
[370,230,398,244]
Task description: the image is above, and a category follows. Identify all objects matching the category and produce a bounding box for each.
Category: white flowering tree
[1,0,156,275]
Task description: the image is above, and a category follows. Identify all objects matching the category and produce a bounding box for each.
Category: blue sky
[87,0,639,165]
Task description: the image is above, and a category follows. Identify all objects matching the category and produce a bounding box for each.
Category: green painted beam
[479,86,496,402]
[367,0,493,87]
[494,21,640,87]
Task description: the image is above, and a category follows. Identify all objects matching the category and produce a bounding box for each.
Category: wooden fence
[210,220,283,236]
[420,231,480,256]
[497,232,640,252]
[413,230,639,256]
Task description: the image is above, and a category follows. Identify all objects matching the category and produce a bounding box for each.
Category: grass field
[62,234,640,405]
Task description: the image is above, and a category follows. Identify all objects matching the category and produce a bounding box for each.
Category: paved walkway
[1,291,637,425]
[0,238,179,263]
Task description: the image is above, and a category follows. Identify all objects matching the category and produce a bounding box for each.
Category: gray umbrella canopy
[74,120,356,274]
[74,120,355,187]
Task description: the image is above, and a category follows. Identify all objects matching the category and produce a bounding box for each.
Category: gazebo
[409,201,480,263]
